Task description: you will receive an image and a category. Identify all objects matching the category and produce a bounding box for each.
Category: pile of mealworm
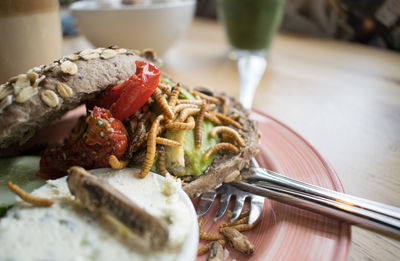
[109,80,246,180]
[197,210,260,260]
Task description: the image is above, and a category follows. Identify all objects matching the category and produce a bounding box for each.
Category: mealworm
[206,103,217,111]
[204,143,239,161]
[205,112,222,125]
[165,116,195,130]
[7,181,53,207]
[176,99,204,105]
[156,137,181,147]
[218,95,229,115]
[227,209,250,220]
[210,126,245,147]
[197,240,226,256]
[200,231,221,241]
[198,217,204,230]
[214,112,242,129]
[179,108,200,122]
[153,88,174,119]
[220,133,234,144]
[195,102,207,149]
[168,83,181,107]
[108,155,129,169]
[192,90,220,104]
[157,147,168,176]
[174,104,199,113]
[139,115,164,178]
[220,216,249,231]
[229,215,261,232]
[230,113,239,120]
[229,224,254,232]
[158,82,171,94]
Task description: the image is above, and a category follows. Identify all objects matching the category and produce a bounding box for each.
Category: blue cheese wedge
[0,169,192,261]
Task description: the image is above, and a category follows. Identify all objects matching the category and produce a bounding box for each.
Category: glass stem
[237,54,267,109]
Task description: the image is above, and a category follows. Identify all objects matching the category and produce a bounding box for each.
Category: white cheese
[0,169,192,261]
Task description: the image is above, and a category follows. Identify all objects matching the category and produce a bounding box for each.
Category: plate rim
[252,108,351,260]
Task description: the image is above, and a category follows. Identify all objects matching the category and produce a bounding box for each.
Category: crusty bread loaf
[0,47,159,149]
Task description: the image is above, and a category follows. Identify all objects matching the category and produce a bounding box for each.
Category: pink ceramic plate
[196,109,350,261]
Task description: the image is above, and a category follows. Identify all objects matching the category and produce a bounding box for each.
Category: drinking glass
[217,0,285,108]
[0,0,63,83]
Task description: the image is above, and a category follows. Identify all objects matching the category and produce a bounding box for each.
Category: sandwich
[0,47,259,198]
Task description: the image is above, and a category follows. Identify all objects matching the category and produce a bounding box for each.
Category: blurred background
[61,0,400,51]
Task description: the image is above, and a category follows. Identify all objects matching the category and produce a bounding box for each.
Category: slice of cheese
[0,169,191,261]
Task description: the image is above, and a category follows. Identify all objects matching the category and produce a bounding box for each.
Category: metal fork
[197,159,265,225]
[197,158,400,238]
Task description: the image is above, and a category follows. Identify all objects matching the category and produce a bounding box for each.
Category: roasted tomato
[95,60,160,121]
[39,107,127,179]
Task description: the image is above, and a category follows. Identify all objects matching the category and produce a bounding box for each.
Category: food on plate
[67,166,169,250]
[208,241,225,261]
[0,156,45,216]
[221,227,255,255]
[7,180,54,207]
[197,209,259,257]
[0,47,259,198]
[0,168,194,260]
[0,47,145,149]
[197,240,226,256]
[0,47,260,259]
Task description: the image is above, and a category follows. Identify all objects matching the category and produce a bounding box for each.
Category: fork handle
[232,168,400,239]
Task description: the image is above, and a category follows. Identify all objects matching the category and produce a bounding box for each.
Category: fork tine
[230,193,247,221]
[214,191,232,220]
[250,157,259,168]
[197,191,217,217]
[249,195,264,225]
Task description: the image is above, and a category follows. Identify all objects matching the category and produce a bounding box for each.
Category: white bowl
[70,0,196,56]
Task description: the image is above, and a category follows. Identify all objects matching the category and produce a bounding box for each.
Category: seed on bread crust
[115,48,128,54]
[43,63,58,73]
[40,90,59,107]
[0,85,13,100]
[13,75,30,94]
[79,49,100,60]
[65,53,80,61]
[32,75,46,88]
[27,71,39,84]
[60,61,78,75]
[28,66,44,74]
[15,86,39,103]
[8,75,19,83]
[56,82,73,98]
[100,49,117,59]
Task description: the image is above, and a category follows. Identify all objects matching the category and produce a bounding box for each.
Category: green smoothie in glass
[219,0,285,54]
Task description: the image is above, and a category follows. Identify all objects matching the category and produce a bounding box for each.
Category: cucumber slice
[0,156,46,211]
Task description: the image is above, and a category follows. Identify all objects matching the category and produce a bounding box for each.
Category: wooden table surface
[64,18,400,261]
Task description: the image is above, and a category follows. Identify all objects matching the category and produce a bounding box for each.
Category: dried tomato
[39,107,127,179]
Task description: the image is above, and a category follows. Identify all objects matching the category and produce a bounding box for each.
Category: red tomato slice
[111,60,160,121]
